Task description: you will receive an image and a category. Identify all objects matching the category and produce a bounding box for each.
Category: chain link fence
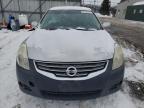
[0,0,81,23]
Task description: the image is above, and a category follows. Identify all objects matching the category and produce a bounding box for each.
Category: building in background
[115,0,143,19]
[0,0,81,23]
[125,1,144,22]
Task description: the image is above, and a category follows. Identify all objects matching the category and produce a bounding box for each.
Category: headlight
[112,44,124,70]
[17,42,30,70]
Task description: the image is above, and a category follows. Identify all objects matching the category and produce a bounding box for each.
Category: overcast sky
[84,0,121,6]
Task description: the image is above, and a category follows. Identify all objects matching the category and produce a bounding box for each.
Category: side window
[139,9,143,14]
[133,9,136,14]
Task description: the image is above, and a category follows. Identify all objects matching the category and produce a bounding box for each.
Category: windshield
[40,10,102,30]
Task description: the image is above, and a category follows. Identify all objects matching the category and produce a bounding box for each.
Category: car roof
[50,6,91,11]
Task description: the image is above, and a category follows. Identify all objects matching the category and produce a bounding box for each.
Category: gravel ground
[101,18,144,53]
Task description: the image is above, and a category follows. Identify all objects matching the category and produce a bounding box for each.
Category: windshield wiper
[74,27,97,31]
[46,27,58,30]
[75,27,87,31]
[58,27,71,30]
[45,27,71,30]
[88,28,98,31]
[45,27,97,31]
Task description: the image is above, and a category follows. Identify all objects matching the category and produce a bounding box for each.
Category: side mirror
[31,21,38,28]
[102,22,111,28]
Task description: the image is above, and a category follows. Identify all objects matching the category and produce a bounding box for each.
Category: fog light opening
[18,81,23,87]
[29,81,35,87]
[110,80,123,91]
[18,81,32,91]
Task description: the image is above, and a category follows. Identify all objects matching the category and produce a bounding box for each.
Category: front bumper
[16,59,124,100]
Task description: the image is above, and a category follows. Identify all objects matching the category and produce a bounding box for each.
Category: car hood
[26,29,115,62]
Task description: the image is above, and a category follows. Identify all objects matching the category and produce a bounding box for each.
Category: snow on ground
[0,30,144,108]
[123,48,144,82]
[95,13,112,18]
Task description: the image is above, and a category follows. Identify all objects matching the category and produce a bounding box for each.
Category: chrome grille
[35,61,107,78]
